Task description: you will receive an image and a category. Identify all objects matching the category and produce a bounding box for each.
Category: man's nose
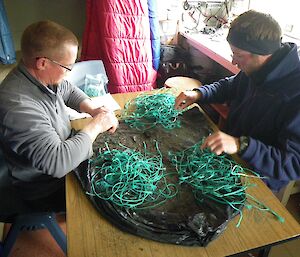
[231,57,238,66]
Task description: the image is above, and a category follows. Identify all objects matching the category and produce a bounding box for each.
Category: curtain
[148,0,160,71]
[0,0,16,65]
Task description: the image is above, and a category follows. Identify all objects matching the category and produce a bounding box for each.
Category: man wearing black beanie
[175,10,300,193]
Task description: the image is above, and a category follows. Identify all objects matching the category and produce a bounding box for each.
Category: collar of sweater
[249,43,291,86]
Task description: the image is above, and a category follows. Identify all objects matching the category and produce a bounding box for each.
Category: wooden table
[66,92,300,257]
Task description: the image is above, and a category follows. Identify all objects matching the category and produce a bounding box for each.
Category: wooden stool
[277,180,300,206]
[164,76,202,92]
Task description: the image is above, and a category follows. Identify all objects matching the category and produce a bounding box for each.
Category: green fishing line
[121,90,183,131]
[169,140,284,227]
[88,142,178,209]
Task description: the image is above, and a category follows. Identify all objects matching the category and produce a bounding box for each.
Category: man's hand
[93,109,119,134]
[201,131,239,155]
[174,90,202,110]
[89,105,109,117]
[81,109,119,141]
[79,99,112,117]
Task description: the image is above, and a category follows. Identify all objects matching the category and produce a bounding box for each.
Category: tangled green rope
[169,141,284,227]
[88,142,178,209]
[122,90,183,131]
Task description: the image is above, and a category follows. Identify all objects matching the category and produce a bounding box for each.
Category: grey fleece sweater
[0,63,93,200]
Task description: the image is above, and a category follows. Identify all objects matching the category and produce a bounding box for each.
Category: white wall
[247,0,300,38]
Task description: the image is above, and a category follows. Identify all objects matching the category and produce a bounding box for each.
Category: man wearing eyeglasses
[175,10,300,194]
[0,20,119,212]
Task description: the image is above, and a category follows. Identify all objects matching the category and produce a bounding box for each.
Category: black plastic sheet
[74,107,242,246]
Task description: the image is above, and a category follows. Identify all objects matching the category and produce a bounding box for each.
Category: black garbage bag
[74,107,242,246]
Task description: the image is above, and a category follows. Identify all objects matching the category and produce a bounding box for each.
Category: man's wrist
[192,88,202,100]
[238,136,249,155]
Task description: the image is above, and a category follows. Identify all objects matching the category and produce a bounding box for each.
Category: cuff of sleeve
[238,136,249,155]
[195,87,209,102]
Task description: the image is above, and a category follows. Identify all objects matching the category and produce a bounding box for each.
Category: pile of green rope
[88,142,178,209]
[122,91,183,131]
[88,124,284,226]
[169,141,284,227]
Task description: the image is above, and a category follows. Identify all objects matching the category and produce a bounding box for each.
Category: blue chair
[0,148,67,257]
[0,213,67,257]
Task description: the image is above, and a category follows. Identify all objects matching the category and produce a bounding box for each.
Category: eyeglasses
[230,52,252,61]
[37,57,73,71]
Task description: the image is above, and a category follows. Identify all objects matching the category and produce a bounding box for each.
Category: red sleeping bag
[81,0,157,93]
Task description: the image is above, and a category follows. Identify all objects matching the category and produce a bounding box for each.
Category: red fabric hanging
[81,0,157,93]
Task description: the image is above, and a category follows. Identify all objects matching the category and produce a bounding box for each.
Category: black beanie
[227,28,281,55]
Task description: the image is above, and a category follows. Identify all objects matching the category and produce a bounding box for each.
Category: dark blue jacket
[198,43,300,191]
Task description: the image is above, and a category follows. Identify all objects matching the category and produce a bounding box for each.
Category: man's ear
[35,57,47,70]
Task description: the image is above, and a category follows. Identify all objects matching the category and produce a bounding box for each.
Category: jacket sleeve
[3,103,93,178]
[196,74,240,104]
[60,80,90,111]
[241,106,300,186]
